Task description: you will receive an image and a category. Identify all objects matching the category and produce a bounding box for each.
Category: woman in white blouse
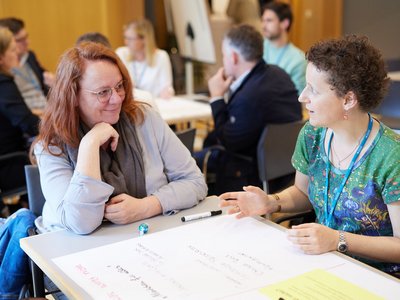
[116,19,174,99]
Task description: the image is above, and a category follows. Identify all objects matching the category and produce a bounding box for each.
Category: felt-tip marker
[181,210,222,222]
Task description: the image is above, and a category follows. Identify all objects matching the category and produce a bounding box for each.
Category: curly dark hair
[306,35,390,112]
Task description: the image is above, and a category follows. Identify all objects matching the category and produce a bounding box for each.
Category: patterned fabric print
[292,122,400,273]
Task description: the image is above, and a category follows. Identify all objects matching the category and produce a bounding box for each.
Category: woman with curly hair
[220,35,400,276]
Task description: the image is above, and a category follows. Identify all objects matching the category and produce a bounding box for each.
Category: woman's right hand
[219,186,279,219]
[81,122,119,152]
[76,122,119,180]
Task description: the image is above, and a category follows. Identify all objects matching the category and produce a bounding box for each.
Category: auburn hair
[35,42,144,156]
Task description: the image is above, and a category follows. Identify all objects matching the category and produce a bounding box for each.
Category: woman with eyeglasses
[116,19,174,99]
[33,42,207,234]
[220,35,400,277]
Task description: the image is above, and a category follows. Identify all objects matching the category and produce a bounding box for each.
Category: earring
[343,111,348,120]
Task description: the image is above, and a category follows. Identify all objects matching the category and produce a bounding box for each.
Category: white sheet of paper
[53,215,347,300]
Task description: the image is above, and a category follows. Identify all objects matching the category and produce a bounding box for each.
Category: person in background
[194,24,301,195]
[0,17,54,110]
[76,31,112,48]
[0,26,38,299]
[0,27,39,214]
[220,35,400,277]
[261,1,306,95]
[116,19,174,99]
[226,0,261,32]
[33,42,207,234]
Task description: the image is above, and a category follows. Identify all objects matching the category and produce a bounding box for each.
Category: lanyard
[132,62,147,89]
[324,114,373,227]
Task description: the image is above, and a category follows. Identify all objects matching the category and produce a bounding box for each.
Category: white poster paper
[53,215,346,300]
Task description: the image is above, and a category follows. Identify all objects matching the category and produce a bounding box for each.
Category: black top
[0,72,40,155]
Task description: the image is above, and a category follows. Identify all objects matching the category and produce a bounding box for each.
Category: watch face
[338,242,347,252]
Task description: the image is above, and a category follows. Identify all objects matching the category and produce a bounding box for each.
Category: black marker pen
[181,210,222,222]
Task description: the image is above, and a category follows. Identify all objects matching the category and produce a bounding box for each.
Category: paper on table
[260,268,384,300]
[53,215,346,300]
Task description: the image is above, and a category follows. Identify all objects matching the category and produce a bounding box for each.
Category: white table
[21,197,400,299]
[155,96,212,126]
[20,197,224,299]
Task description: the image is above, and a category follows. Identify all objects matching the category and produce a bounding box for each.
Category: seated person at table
[0,17,53,111]
[116,19,174,99]
[33,42,207,234]
[0,27,39,214]
[194,24,301,195]
[220,35,400,276]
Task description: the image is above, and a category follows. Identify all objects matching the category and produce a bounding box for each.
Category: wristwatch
[337,230,348,253]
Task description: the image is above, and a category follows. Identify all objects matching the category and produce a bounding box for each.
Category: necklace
[331,137,360,169]
[324,114,373,228]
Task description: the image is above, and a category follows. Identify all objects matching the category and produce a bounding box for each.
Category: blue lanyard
[132,62,147,89]
[324,114,373,228]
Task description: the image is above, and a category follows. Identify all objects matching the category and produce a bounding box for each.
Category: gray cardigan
[34,107,207,234]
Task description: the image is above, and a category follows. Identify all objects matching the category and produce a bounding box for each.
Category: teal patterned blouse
[292,121,400,273]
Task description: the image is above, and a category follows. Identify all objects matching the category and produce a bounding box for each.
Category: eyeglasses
[84,80,126,103]
[124,35,144,42]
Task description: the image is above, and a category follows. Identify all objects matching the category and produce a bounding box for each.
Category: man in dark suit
[0,17,53,110]
[195,24,302,194]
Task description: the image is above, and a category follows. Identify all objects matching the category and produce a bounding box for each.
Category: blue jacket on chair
[0,208,36,299]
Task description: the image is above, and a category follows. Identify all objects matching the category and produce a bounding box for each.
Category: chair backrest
[373,80,400,119]
[257,121,304,193]
[24,165,46,217]
[176,128,196,154]
[0,151,28,201]
[386,58,400,72]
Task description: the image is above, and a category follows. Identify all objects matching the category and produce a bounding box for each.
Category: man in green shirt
[261,1,306,95]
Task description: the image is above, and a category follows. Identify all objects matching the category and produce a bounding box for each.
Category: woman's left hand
[287,223,339,254]
[104,193,145,224]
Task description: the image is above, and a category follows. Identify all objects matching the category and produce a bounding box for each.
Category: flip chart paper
[53,215,354,299]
